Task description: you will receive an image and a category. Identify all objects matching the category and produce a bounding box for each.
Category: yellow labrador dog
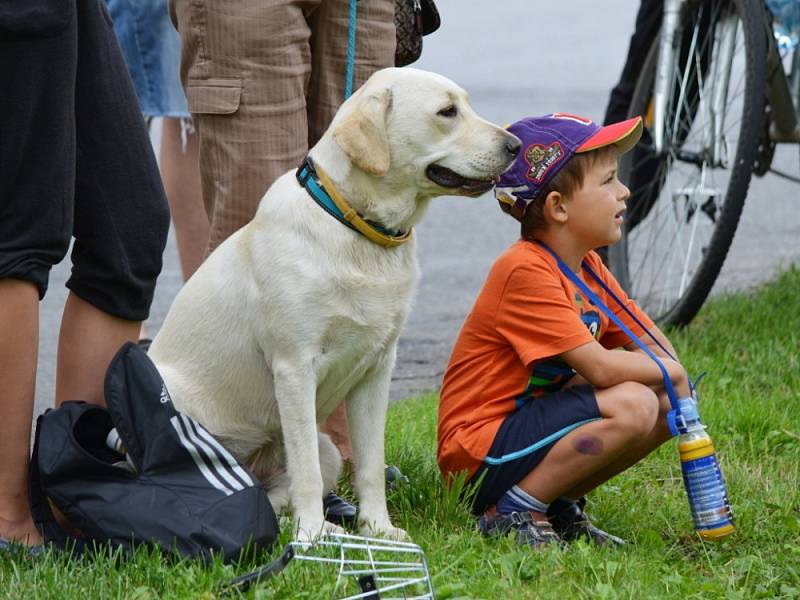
[150,68,520,541]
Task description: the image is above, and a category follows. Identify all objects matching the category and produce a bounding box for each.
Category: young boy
[437,113,691,548]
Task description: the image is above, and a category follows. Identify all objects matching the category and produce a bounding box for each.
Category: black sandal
[548,498,625,546]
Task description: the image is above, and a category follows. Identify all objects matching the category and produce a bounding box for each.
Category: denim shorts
[106,0,188,118]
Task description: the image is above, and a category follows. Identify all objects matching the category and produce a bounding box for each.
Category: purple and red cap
[495,113,643,221]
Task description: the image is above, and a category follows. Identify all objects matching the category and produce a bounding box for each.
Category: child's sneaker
[548,498,625,546]
[478,506,560,549]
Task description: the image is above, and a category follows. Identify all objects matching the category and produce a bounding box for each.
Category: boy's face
[564,149,630,249]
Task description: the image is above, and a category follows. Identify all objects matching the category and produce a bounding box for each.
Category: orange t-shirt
[437,240,654,480]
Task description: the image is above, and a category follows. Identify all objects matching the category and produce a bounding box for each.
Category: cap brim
[576,116,643,155]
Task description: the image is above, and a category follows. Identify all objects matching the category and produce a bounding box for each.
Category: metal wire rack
[226,533,434,599]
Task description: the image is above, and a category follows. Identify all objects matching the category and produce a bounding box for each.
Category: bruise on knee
[573,435,603,455]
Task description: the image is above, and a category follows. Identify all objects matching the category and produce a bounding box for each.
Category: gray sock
[496,485,550,514]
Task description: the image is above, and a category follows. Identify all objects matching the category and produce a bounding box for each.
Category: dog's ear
[333,88,392,177]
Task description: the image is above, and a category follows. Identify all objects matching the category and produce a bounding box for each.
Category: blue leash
[345,0,358,99]
[536,241,690,436]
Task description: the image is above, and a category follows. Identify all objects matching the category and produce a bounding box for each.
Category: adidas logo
[160,384,171,405]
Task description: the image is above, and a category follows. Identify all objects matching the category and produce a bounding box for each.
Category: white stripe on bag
[187,418,255,487]
[178,415,245,492]
[171,416,233,496]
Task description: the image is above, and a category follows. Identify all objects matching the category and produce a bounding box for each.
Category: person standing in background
[0,0,169,549]
[167,0,398,523]
[106,0,208,284]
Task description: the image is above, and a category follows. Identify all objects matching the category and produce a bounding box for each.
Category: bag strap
[29,412,72,549]
[223,544,296,592]
[535,241,686,435]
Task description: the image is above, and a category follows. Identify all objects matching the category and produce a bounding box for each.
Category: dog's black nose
[505,138,522,157]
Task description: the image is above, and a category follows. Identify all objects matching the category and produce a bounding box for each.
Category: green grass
[3,268,800,599]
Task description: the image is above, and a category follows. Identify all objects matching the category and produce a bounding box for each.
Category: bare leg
[0,280,43,545]
[55,292,140,407]
[559,374,691,500]
[320,402,353,463]
[160,117,208,281]
[517,381,661,503]
[561,413,671,499]
[138,118,205,342]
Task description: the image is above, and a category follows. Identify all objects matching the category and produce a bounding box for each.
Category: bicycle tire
[608,0,767,326]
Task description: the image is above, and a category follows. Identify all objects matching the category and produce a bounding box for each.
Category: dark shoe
[323,492,358,529]
[548,498,625,546]
[478,506,560,549]
[385,465,409,491]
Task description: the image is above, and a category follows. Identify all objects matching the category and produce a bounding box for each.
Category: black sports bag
[29,342,278,562]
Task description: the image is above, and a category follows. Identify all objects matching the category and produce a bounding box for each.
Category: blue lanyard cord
[581,263,696,395]
[580,263,677,362]
[345,0,358,99]
[535,242,681,412]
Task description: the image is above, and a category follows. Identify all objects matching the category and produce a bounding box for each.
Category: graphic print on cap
[525,142,564,183]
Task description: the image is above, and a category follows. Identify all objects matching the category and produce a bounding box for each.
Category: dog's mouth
[426,164,495,196]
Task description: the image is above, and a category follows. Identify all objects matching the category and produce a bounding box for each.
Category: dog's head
[330,68,521,198]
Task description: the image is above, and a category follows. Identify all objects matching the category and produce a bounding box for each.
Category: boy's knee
[606,382,659,437]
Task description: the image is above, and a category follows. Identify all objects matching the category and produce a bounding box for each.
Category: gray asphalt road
[34,0,800,417]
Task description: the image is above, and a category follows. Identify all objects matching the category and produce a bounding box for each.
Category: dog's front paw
[358,521,410,542]
[295,518,347,543]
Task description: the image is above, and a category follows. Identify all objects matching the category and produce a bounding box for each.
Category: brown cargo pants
[168,0,396,252]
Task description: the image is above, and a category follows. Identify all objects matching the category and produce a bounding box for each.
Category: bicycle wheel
[608,0,766,326]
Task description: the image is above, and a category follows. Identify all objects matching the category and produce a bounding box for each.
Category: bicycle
[607,0,800,326]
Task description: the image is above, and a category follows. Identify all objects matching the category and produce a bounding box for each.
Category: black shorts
[469,384,601,515]
[0,0,169,321]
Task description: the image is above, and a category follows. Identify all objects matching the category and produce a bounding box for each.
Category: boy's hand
[661,358,690,398]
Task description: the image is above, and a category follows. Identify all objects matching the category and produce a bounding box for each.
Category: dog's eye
[437,105,458,118]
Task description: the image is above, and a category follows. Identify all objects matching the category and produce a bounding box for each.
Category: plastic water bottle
[677,396,735,541]
[766,0,800,51]
[106,427,136,473]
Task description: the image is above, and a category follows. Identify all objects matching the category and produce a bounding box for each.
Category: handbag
[394,0,441,67]
[29,342,278,561]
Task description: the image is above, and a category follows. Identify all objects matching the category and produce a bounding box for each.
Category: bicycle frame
[652,0,682,155]
[652,0,742,164]
[652,0,800,163]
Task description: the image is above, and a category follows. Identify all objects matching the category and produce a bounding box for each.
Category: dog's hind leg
[246,433,341,518]
[265,472,291,515]
[247,441,291,514]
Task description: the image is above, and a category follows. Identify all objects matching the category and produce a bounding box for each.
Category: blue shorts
[106,0,188,118]
[468,384,602,514]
